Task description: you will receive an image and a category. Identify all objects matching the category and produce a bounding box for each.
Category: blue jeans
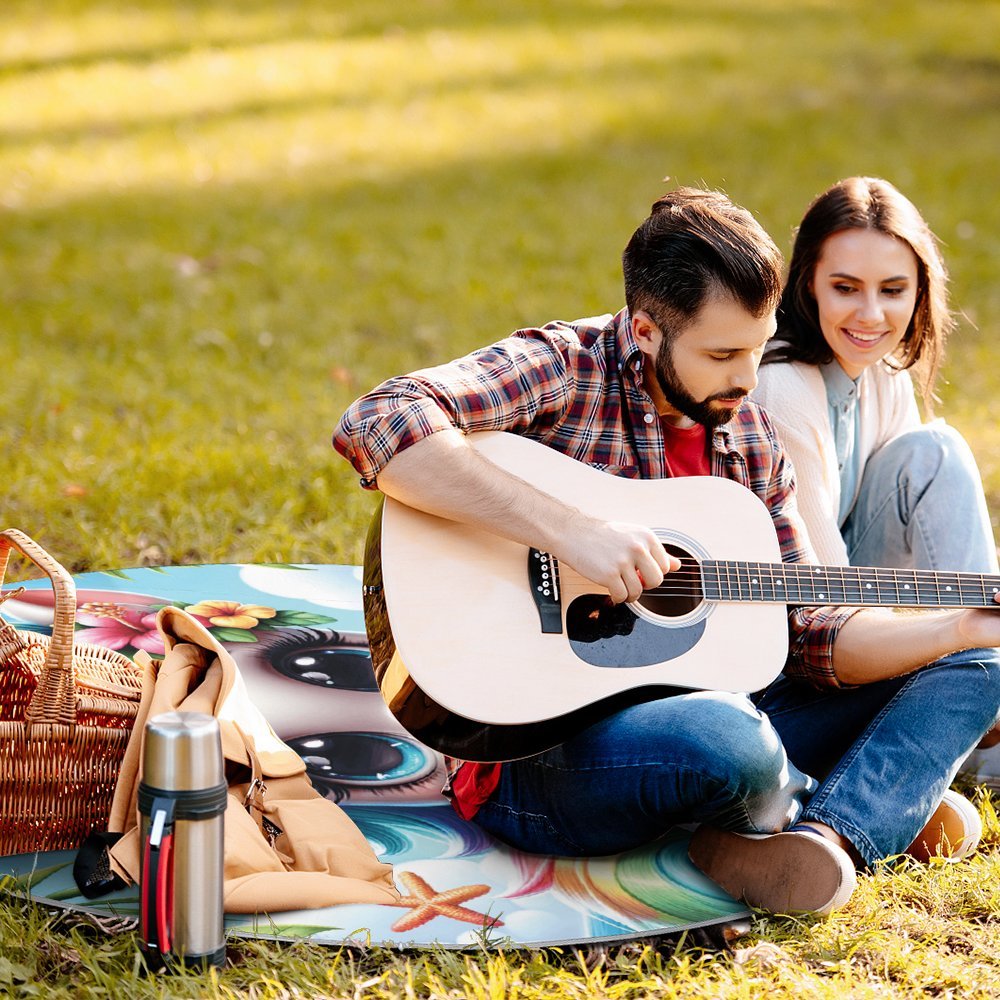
[474,691,815,857]
[840,423,1000,783]
[842,423,999,574]
[475,649,1000,867]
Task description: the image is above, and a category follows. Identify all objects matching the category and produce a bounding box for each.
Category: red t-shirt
[448,420,710,820]
[660,419,710,477]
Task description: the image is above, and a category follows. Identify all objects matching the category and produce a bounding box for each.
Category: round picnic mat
[0,563,748,948]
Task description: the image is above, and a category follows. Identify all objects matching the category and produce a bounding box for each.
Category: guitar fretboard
[701,561,1000,609]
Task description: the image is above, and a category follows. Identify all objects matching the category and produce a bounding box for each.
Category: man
[333,188,1000,915]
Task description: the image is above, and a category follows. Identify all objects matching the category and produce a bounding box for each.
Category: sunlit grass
[3,1,999,567]
[4,810,1000,998]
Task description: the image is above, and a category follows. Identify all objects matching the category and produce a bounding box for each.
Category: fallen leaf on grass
[732,942,794,969]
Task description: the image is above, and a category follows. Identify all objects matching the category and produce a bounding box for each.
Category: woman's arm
[832,602,1000,684]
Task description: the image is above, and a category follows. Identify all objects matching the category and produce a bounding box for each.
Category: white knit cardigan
[752,359,921,566]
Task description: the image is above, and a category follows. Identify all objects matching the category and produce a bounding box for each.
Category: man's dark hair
[622,187,783,340]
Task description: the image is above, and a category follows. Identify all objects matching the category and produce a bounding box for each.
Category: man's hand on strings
[555,517,680,604]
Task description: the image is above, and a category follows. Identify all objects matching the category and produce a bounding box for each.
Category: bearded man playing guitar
[333,188,1000,916]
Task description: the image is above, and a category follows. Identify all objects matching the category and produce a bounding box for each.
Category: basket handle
[0,528,78,728]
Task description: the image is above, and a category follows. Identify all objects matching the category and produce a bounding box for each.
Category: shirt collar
[820,359,860,406]
[616,308,645,379]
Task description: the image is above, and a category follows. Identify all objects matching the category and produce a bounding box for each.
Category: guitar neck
[701,561,1000,609]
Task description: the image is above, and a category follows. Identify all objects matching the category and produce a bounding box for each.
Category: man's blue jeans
[474,648,1000,868]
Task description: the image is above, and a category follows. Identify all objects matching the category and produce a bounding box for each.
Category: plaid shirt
[334,307,858,690]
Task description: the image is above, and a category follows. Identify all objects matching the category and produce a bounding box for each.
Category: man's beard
[654,339,748,429]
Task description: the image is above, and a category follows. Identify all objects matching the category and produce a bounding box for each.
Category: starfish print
[387,871,504,932]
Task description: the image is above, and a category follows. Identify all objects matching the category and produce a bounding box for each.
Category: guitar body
[364,431,789,761]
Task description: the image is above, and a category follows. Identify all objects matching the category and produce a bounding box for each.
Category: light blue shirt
[820,361,864,527]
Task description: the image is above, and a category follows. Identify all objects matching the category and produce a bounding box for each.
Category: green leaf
[98,569,134,580]
[0,956,33,985]
[271,611,337,626]
[209,627,259,643]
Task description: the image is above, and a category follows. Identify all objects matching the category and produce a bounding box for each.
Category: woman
[753,176,1000,854]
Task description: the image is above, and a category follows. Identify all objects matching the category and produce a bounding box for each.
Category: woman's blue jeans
[841,422,1000,782]
[842,422,998,574]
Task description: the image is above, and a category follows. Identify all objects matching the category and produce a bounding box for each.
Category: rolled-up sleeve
[333,332,573,488]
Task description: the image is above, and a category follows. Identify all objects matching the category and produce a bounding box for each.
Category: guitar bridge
[528,549,563,633]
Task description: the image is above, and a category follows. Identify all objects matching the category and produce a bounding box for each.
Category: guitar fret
[774,563,790,604]
[721,560,732,602]
[701,561,717,601]
[854,566,878,605]
[884,569,901,606]
[815,564,843,604]
[757,562,775,603]
[789,565,808,604]
[937,571,963,607]
[896,568,920,606]
[767,564,784,604]
[840,566,862,606]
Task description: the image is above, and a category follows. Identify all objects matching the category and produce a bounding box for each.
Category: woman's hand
[952,591,1000,650]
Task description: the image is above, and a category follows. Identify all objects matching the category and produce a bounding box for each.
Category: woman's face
[810,228,919,379]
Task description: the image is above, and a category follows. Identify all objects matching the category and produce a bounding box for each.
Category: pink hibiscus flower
[76,601,165,654]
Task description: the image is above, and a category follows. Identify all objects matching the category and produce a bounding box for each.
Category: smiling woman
[753,175,1000,776]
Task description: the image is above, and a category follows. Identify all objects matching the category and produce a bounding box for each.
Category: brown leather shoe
[688,827,857,915]
[907,789,982,862]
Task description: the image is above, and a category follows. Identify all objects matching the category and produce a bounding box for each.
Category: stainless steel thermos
[139,711,227,970]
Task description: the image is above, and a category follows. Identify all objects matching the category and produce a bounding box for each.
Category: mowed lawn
[2,1,1000,997]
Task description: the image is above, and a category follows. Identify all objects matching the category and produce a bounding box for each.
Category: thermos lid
[142,711,225,791]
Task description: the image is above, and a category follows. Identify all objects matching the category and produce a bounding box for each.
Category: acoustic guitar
[362,431,1000,762]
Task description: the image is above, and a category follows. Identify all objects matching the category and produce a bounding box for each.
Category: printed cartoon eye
[263,627,378,691]
[288,732,440,799]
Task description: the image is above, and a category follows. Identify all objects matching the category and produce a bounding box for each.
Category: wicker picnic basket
[0,528,145,856]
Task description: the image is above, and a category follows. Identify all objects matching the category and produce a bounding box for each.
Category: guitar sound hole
[636,543,703,618]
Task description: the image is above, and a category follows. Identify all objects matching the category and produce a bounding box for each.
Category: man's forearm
[376,428,578,555]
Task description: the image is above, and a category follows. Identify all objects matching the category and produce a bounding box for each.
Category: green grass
[3,0,1000,995]
[4,793,1000,997]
